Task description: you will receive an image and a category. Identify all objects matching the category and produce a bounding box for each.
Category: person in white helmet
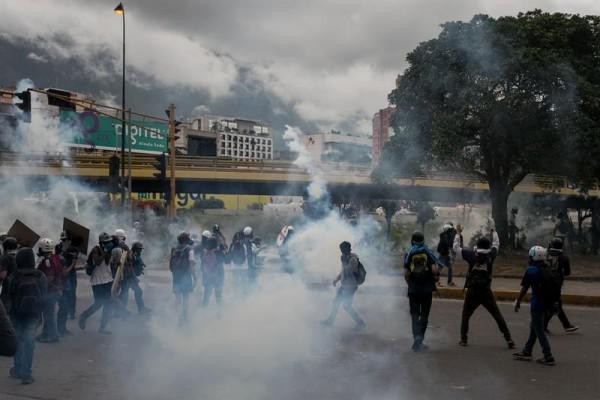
[513,246,556,366]
[35,238,63,343]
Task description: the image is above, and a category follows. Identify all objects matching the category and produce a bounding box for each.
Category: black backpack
[170,245,191,273]
[467,262,492,289]
[13,270,43,318]
[538,263,562,309]
[354,259,367,285]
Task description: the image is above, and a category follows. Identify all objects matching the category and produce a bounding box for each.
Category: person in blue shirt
[513,246,556,366]
[403,231,440,352]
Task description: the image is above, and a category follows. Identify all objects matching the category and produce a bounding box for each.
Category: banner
[60,111,168,154]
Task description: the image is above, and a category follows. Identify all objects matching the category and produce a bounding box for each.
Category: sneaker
[436,282,444,287]
[419,344,429,352]
[513,351,532,361]
[320,319,333,328]
[139,307,152,315]
[459,339,468,347]
[21,376,34,385]
[9,367,20,379]
[536,357,556,366]
[507,340,516,350]
[98,328,112,335]
[565,326,579,333]
[354,320,366,331]
[36,335,57,343]
[78,316,86,330]
[448,282,457,287]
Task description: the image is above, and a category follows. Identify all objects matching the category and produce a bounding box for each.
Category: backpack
[538,263,562,309]
[467,262,491,289]
[409,251,430,279]
[230,241,246,265]
[354,259,367,285]
[170,246,191,273]
[13,270,43,318]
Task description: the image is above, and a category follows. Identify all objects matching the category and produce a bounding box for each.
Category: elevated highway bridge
[0,153,596,204]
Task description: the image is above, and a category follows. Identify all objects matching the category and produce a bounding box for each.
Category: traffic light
[14,90,31,122]
[108,155,120,193]
[46,88,76,111]
[153,153,167,180]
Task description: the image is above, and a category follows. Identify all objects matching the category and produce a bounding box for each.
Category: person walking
[544,238,578,333]
[404,231,438,351]
[513,246,557,366]
[35,238,63,343]
[169,232,197,324]
[78,233,114,335]
[8,247,47,384]
[436,223,456,287]
[201,237,225,308]
[321,241,366,331]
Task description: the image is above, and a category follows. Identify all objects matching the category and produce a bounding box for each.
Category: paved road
[1,270,598,400]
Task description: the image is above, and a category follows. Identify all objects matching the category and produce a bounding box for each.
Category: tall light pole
[114,2,126,208]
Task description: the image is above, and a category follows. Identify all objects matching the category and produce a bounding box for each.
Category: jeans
[438,255,453,283]
[325,286,364,325]
[202,282,223,306]
[80,282,112,331]
[119,278,146,313]
[13,318,38,379]
[544,295,573,330]
[41,291,61,340]
[523,308,553,358]
[57,290,71,334]
[461,288,511,341]
[408,292,432,341]
[0,301,16,357]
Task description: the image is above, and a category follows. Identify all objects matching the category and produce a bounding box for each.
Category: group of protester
[400,224,577,365]
[0,218,581,385]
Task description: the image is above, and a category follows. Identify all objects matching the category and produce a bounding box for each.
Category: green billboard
[60,111,168,154]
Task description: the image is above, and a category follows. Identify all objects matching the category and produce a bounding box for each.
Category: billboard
[60,111,167,154]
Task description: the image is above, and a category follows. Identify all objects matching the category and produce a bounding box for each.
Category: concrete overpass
[0,153,595,203]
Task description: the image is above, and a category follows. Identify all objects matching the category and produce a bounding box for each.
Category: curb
[436,288,600,307]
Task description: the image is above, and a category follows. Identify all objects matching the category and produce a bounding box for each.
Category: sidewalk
[91,269,600,307]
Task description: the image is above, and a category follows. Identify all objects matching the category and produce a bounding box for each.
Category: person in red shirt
[36,238,63,343]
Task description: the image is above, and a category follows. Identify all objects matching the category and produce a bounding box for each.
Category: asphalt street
[1,269,599,400]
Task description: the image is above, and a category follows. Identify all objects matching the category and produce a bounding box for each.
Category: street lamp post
[114,2,126,208]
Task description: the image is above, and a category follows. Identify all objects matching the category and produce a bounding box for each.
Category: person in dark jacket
[404,232,439,351]
[0,301,16,357]
[36,238,63,343]
[453,228,514,348]
[436,223,456,287]
[544,238,578,333]
[9,247,48,384]
[0,237,18,311]
[320,241,365,330]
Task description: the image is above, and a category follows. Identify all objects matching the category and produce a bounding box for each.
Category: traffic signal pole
[167,103,177,220]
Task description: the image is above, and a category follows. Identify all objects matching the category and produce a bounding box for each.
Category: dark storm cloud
[1,0,599,137]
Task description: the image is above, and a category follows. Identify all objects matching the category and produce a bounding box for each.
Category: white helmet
[243,226,253,236]
[202,230,212,239]
[287,226,295,231]
[528,246,547,261]
[114,229,126,240]
[39,238,55,253]
[443,223,454,232]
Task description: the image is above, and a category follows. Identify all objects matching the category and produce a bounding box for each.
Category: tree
[382,11,600,248]
[415,202,436,233]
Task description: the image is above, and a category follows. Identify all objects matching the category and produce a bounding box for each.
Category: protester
[9,247,47,384]
[36,238,63,343]
[0,301,16,357]
[0,237,19,311]
[121,242,151,315]
[436,223,456,287]
[55,231,79,320]
[320,241,366,331]
[513,246,557,366]
[113,232,150,316]
[544,238,578,333]
[212,224,228,251]
[201,237,225,307]
[404,231,438,351]
[169,232,197,323]
[79,233,114,335]
[453,228,514,348]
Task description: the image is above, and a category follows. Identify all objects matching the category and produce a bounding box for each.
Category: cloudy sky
[1,0,599,141]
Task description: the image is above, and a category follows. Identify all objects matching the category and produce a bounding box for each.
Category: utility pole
[127,108,133,221]
[167,103,177,220]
